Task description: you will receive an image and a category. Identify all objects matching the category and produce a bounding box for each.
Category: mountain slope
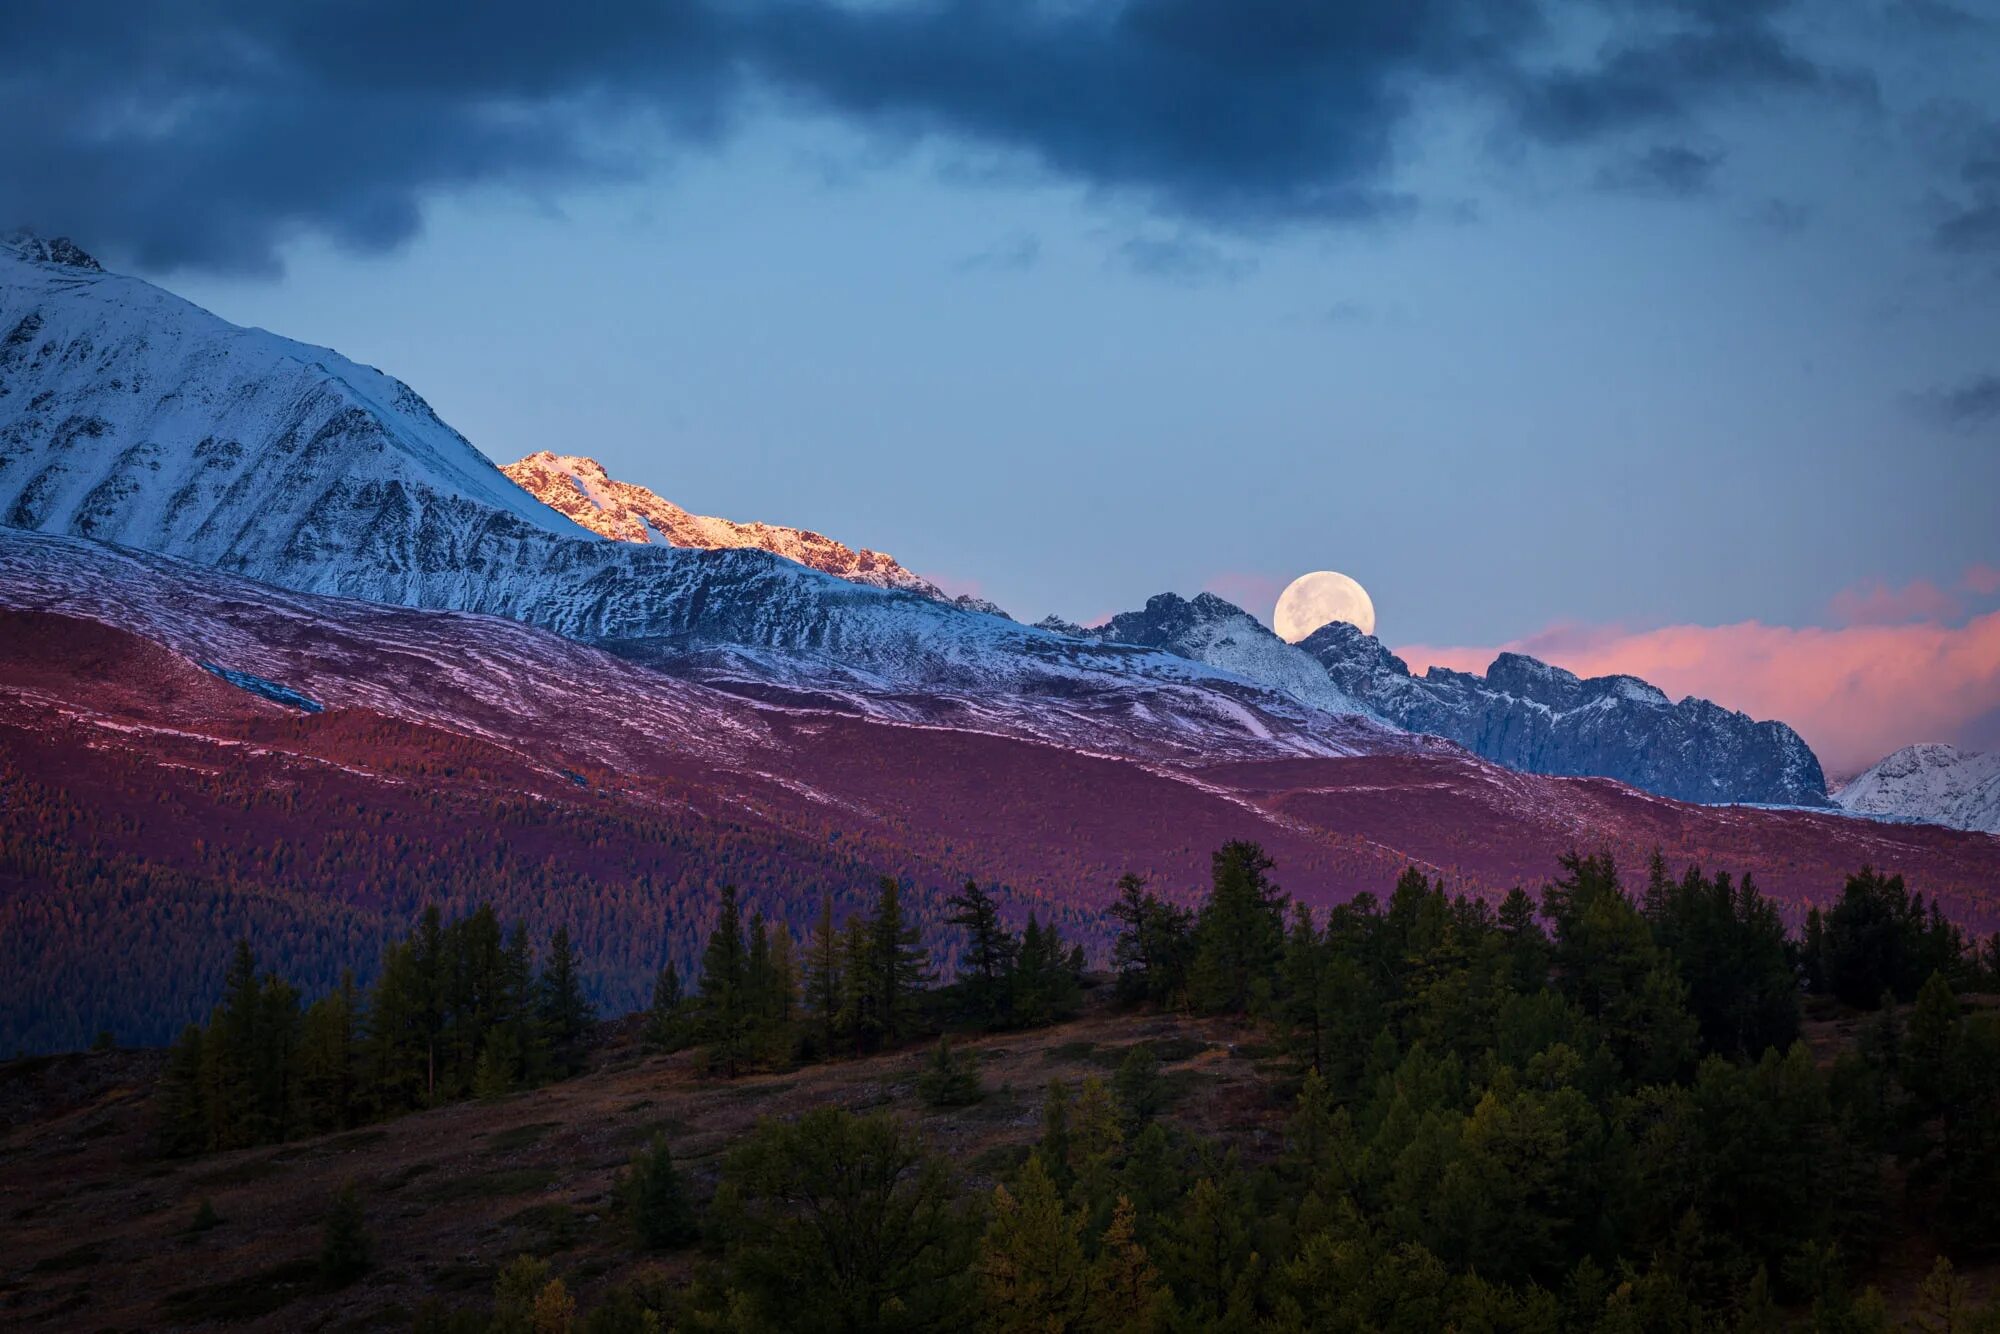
[501,450,987,611]
[0,236,1388,761]
[1835,744,2000,834]
[6,522,2000,1056]
[1297,620,1828,806]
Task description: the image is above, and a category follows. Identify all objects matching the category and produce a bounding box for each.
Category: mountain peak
[2,230,102,272]
[501,451,968,606]
[1834,743,2000,834]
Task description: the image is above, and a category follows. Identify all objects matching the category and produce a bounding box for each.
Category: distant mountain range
[0,230,1994,1053]
[1835,744,2000,835]
[1076,593,1828,808]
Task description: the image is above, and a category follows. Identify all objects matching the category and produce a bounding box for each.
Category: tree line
[156,906,594,1155]
[387,845,2000,1332]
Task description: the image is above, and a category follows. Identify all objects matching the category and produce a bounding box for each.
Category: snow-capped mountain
[1090,593,1371,719]
[1835,744,2000,834]
[1296,620,1829,807]
[502,451,994,610]
[0,234,592,578]
[1082,593,1823,806]
[0,233,1834,805]
[0,235,1387,761]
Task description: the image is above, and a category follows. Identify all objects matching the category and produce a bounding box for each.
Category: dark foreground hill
[1,991,1994,1332]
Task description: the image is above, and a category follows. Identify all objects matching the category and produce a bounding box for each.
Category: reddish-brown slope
[4,585,1999,1056]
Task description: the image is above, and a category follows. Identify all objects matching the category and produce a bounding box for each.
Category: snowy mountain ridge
[501,451,975,605]
[1295,621,1829,806]
[1080,591,1827,807]
[0,235,1394,762]
[1088,593,1374,720]
[1834,744,2000,835]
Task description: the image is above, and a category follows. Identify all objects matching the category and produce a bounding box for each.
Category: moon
[1273,570,1376,642]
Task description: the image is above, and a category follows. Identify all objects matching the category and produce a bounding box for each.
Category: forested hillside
[7,846,2000,1331]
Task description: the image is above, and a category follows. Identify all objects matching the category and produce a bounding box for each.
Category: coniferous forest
[116,844,2000,1332]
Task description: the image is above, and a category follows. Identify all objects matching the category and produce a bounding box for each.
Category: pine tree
[1108,872,1155,1004]
[643,960,690,1053]
[871,877,930,1046]
[1039,1079,1075,1191]
[538,925,594,1076]
[319,1181,372,1288]
[618,1135,700,1250]
[838,911,879,1055]
[768,920,797,1030]
[295,970,359,1134]
[157,1023,208,1156]
[699,885,752,1075]
[1190,841,1286,1014]
[917,1036,984,1107]
[803,896,845,1058]
[1088,1196,1170,1333]
[1113,1043,1165,1126]
[978,1154,1091,1331]
[473,1026,520,1100]
[948,879,1017,1028]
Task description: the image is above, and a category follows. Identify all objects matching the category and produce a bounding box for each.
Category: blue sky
[9,0,1999,655]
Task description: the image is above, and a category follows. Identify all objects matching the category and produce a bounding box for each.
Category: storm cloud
[0,0,1904,274]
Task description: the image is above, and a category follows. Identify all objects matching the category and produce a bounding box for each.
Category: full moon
[1273,570,1376,642]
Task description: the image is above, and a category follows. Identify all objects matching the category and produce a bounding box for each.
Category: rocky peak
[1300,620,1411,681]
[1292,622,1827,806]
[2,231,102,271]
[1097,591,1249,646]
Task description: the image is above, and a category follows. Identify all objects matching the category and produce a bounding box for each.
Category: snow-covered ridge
[502,451,962,603]
[1293,620,1829,807]
[0,238,1403,763]
[0,233,591,565]
[1835,744,2000,835]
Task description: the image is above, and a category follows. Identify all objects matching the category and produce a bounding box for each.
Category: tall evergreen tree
[947,879,1017,1028]
[538,924,594,1076]
[871,877,930,1046]
[698,885,752,1076]
[1190,841,1287,1014]
[643,960,690,1054]
[802,896,845,1058]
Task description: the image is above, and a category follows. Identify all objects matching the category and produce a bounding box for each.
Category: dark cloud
[1595,143,1724,197]
[1915,373,2000,428]
[1932,119,2000,254]
[1112,235,1257,285]
[1506,0,1876,145]
[0,0,1898,275]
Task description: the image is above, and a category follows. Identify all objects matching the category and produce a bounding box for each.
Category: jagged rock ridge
[1296,620,1829,806]
[1080,591,1826,806]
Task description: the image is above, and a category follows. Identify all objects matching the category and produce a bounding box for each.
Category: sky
[4,0,1998,774]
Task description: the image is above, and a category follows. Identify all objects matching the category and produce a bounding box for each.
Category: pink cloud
[1964,564,2000,598]
[1828,576,1962,627]
[1398,609,2000,778]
